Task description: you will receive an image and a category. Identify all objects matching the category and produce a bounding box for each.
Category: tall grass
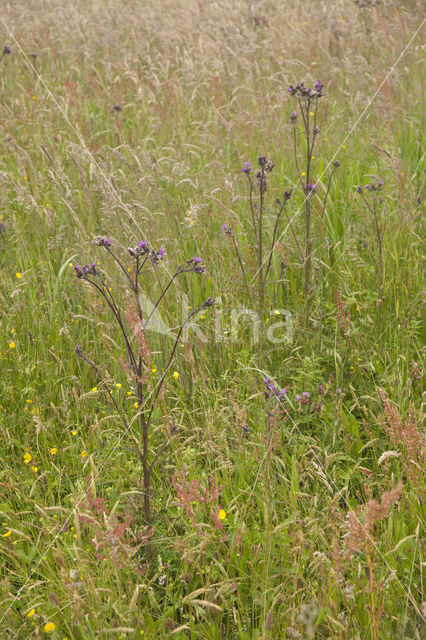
[0,1,424,638]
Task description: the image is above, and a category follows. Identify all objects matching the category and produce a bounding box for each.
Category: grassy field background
[0,1,424,638]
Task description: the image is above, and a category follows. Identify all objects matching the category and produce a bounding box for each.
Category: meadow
[0,1,424,638]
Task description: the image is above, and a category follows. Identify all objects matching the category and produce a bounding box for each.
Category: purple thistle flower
[157,247,165,258]
[283,189,293,201]
[314,80,324,93]
[306,183,318,193]
[241,161,252,174]
[221,223,230,233]
[365,184,370,190]
[138,241,147,248]
[193,256,202,264]
[290,110,298,123]
[94,237,111,247]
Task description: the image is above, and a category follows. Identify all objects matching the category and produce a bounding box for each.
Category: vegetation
[0,1,424,638]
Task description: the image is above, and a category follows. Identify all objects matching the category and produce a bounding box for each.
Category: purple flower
[193,256,202,264]
[138,241,147,248]
[221,223,231,234]
[306,183,318,193]
[417,195,421,204]
[283,189,293,201]
[314,80,324,93]
[302,391,310,399]
[94,237,111,247]
[365,184,370,190]
[157,247,165,258]
[290,110,298,123]
[241,161,252,174]
[278,388,286,398]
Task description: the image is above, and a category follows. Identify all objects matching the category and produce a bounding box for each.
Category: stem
[248,174,257,237]
[143,268,192,329]
[231,233,254,306]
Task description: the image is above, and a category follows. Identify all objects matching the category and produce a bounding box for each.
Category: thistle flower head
[94,236,111,247]
[241,161,252,174]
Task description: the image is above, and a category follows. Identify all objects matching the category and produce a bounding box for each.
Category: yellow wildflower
[44,622,56,633]
[27,608,36,617]
[151,367,157,374]
[134,402,139,409]
[50,447,57,455]
[9,342,16,349]
[31,466,38,473]
[2,529,11,537]
[172,371,179,379]
[71,430,77,436]
[115,383,122,389]
[24,452,32,464]
[80,451,87,458]
[218,509,227,520]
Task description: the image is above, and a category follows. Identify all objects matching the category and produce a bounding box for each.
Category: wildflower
[305,183,318,193]
[1,529,11,537]
[314,80,324,93]
[31,466,38,472]
[157,247,165,258]
[192,256,202,264]
[71,430,77,436]
[273,310,280,315]
[115,383,122,389]
[94,236,111,247]
[50,447,57,455]
[91,387,97,392]
[172,371,179,379]
[151,367,157,373]
[283,188,293,201]
[241,161,252,174]
[44,622,56,633]
[9,341,15,349]
[16,272,22,278]
[24,452,32,464]
[200,314,205,320]
[27,608,36,617]
[134,402,139,408]
[80,451,87,458]
[218,509,227,520]
[290,110,297,123]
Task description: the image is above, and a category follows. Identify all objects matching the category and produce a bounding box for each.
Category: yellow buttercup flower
[16,272,22,278]
[31,465,38,472]
[71,430,77,436]
[27,608,36,617]
[80,451,87,458]
[151,367,157,374]
[218,509,227,520]
[172,371,179,379]
[44,622,56,633]
[50,447,57,455]
[115,383,122,389]
[134,402,139,409]
[91,387,97,392]
[2,529,11,537]
[9,342,16,349]
[24,452,32,464]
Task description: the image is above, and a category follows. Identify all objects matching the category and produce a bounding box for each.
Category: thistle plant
[288,81,340,339]
[355,179,386,295]
[73,237,214,548]
[222,160,296,314]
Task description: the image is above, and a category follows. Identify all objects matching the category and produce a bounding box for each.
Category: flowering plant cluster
[74,235,214,557]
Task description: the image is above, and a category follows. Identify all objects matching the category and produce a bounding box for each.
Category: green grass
[0,1,424,638]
